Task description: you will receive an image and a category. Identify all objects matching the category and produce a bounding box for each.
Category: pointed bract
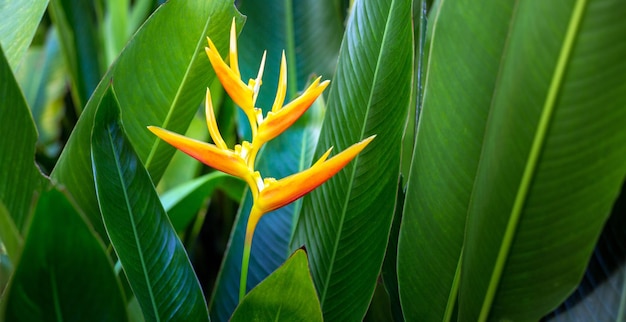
[255,135,375,214]
[147,126,256,189]
[256,78,329,144]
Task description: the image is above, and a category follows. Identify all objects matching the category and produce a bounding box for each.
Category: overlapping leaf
[290,0,413,320]
[3,187,128,321]
[0,0,48,70]
[230,249,323,321]
[91,86,209,321]
[51,0,242,239]
[397,0,626,320]
[0,45,44,231]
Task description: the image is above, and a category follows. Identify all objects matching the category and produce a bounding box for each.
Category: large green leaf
[398,0,626,321]
[290,0,413,320]
[545,184,626,321]
[0,45,44,232]
[208,1,343,320]
[0,0,48,70]
[2,187,128,321]
[48,0,103,109]
[230,249,323,321]
[91,86,209,321]
[51,0,242,239]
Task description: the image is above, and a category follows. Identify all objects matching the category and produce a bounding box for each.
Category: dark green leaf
[48,0,103,108]
[91,86,209,321]
[0,0,47,69]
[545,182,626,321]
[3,187,128,322]
[230,249,323,322]
[51,0,243,239]
[0,45,44,231]
[290,0,413,320]
[161,172,245,232]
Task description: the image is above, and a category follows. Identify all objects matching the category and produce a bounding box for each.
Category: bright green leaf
[51,0,243,240]
[397,0,626,320]
[0,0,48,70]
[0,45,44,232]
[91,85,209,321]
[290,0,413,320]
[2,187,128,322]
[230,249,323,322]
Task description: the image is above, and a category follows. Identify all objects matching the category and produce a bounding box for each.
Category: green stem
[239,235,252,301]
[240,206,263,301]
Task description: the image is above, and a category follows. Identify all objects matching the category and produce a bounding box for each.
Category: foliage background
[1,0,625,321]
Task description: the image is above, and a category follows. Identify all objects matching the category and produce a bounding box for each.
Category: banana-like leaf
[51,0,242,239]
[0,0,48,70]
[290,0,413,320]
[208,1,342,319]
[2,187,128,321]
[91,86,209,321]
[398,0,626,321]
[0,45,44,232]
[545,184,626,321]
[230,249,323,321]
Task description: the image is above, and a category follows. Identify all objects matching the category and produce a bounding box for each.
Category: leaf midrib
[108,127,160,321]
[318,0,399,309]
[477,0,588,320]
[144,13,215,172]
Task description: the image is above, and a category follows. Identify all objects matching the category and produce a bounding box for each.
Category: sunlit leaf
[397,0,626,320]
[230,249,322,322]
[0,0,48,70]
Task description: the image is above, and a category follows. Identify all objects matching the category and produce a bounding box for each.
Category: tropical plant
[0,0,624,321]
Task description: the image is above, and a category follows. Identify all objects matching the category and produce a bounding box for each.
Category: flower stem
[240,206,263,301]
[239,235,252,301]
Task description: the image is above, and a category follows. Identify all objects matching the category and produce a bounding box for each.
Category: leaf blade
[290,0,413,319]
[51,0,242,239]
[91,86,209,321]
[3,187,128,322]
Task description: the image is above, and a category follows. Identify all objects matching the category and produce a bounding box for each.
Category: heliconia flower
[149,17,376,302]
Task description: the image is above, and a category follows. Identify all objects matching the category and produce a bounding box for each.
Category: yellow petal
[147,126,253,184]
[256,77,330,144]
[228,18,240,79]
[271,51,288,113]
[205,88,227,150]
[255,135,375,213]
[205,37,253,110]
